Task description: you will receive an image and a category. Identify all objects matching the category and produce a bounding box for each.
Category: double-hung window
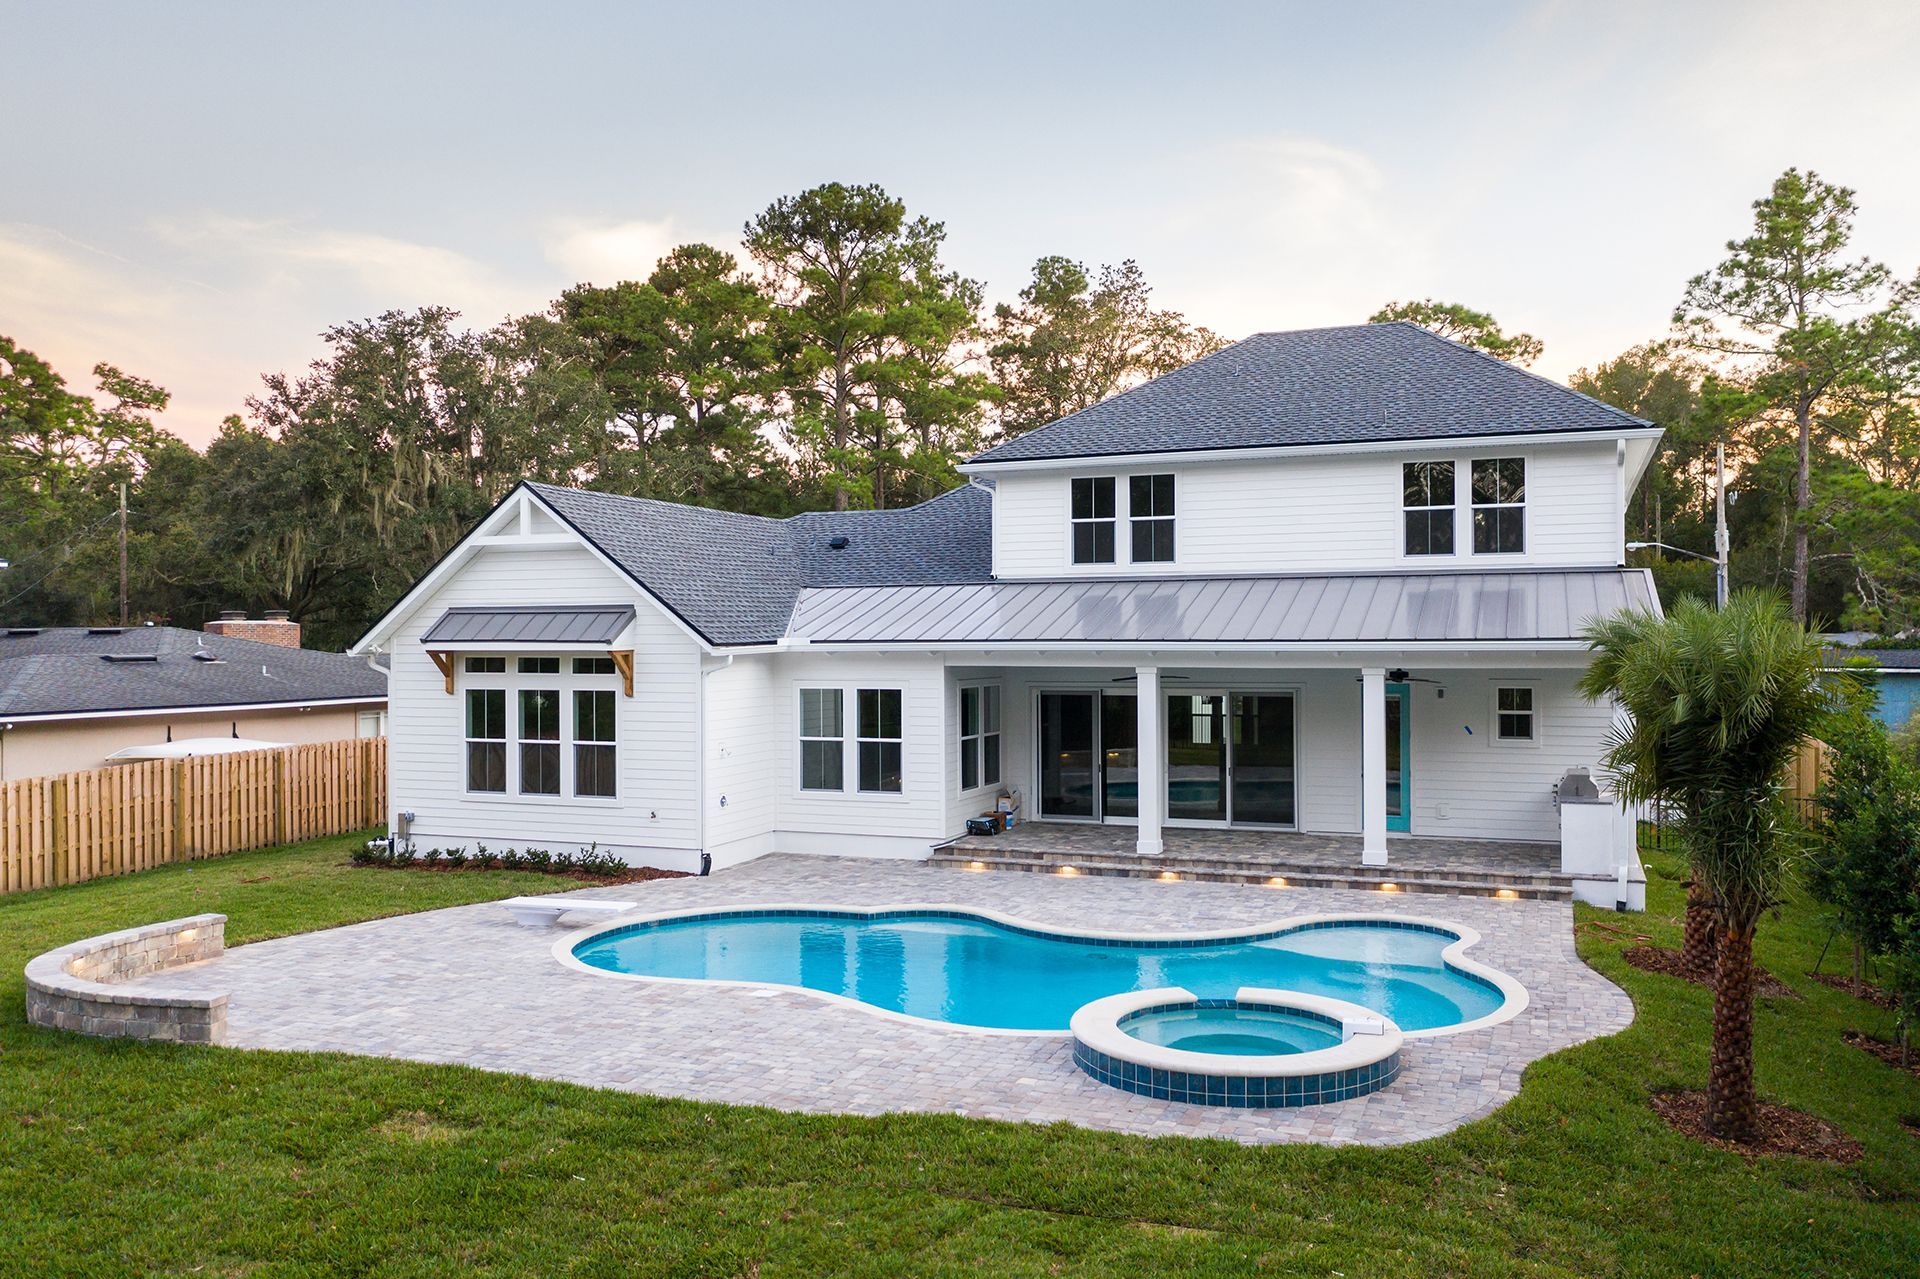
[1496,687,1535,741]
[799,688,844,791]
[857,689,904,793]
[1129,474,1175,562]
[1402,461,1455,556]
[518,689,562,795]
[1471,458,1526,554]
[465,689,506,793]
[1070,477,1116,564]
[959,685,1001,791]
[573,690,617,797]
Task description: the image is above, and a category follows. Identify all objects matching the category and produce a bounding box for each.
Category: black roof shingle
[525,482,993,646]
[0,626,388,719]
[967,322,1651,465]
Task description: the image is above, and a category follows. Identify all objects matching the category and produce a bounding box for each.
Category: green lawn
[0,834,1915,1277]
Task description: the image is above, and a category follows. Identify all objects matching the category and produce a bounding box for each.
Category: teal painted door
[1386,682,1411,832]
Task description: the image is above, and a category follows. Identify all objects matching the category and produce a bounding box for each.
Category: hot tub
[1071,986,1404,1108]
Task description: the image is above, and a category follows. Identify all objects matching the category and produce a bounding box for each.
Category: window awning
[420,605,635,646]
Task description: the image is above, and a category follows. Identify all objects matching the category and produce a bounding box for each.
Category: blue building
[1824,645,1920,732]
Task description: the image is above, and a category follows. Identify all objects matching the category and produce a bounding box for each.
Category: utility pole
[1714,443,1729,610]
[118,481,128,626]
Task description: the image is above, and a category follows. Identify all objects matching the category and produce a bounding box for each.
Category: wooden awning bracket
[427,650,455,695]
[609,650,634,698]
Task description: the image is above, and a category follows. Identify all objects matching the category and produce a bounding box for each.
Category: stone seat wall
[24,914,228,1045]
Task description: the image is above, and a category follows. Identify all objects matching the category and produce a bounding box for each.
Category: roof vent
[828,535,850,550]
[100,653,158,663]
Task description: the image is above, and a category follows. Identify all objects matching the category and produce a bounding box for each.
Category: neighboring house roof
[785,568,1659,647]
[526,482,994,646]
[421,605,636,646]
[966,322,1654,466]
[1824,646,1920,671]
[0,626,388,720]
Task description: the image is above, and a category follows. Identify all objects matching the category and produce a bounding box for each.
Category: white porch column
[1361,666,1389,866]
[1135,666,1164,856]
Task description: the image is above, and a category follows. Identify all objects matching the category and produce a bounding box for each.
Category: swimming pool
[566,907,1517,1033]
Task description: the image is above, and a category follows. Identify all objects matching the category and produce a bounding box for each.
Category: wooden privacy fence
[1,737,387,895]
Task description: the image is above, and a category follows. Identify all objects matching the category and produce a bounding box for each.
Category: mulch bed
[1620,944,1799,1000]
[1808,971,1898,1009]
[350,861,688,887]
[1843,1030,1919,1081]
[1650,1089,1863,1163]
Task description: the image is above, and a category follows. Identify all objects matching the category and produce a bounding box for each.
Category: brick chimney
[203,609,302,649]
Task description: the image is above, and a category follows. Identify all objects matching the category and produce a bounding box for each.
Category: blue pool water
[571,911,1505,1032]
[1121,1005,1344,1055]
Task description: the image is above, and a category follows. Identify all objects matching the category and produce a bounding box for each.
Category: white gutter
[2,696,389,725]
[958,427,1666,475]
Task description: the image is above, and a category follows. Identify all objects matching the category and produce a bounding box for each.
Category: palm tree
[1580,592,1829,1141]
[1581,607,1717,980]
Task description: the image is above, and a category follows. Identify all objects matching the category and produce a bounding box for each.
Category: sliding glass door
[1230,693,1296,827]
[1166,693,1227,822]
[1038,692,1097,818]
[1036,687,1297,828]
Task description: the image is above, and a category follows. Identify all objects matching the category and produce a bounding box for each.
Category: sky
[4,0,1919,447]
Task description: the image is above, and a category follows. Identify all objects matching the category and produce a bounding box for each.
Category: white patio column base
[1135,666,1164,857]
[1361,666,1389,866]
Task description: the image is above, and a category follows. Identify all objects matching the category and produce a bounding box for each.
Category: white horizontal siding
[990,440,1622,578]
[768,652,952,846]
[703,656,778,860]
[386,543,703,857]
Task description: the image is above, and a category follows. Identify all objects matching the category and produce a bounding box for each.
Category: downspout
[695,653,736,875]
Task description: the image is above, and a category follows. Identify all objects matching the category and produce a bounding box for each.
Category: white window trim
[1127,473,1177,565]
[458,655,622,804]
[856,687,906,795]
[1490,684,1541,748]
[463,687,507,795]
[791,683,912,801]
[1068,475,1118,566]
[1470,456,1528,557]
[957,683,1003,794]
[796,686,847,793]
[1400,459,1457,559]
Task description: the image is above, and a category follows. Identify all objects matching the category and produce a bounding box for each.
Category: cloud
[540,217,744,286]
[150,215,533,327]
[1116,135,1434,339]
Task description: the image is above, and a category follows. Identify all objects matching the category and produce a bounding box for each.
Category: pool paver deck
[122,854,1632,1146]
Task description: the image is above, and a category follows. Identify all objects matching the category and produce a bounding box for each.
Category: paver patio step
[928,852,1575,901]
[932,843,1575,889]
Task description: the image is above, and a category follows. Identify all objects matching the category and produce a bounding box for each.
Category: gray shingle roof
[0,626,388,719]
[786,568,1659,646]
[968,322,1652,465]
[421,605,636,645]
[525,482,993,646]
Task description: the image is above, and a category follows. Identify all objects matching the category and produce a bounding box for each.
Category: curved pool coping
[553,901,1531,1041]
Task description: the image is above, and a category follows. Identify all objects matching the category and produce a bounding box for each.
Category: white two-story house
[352,322,1660,905]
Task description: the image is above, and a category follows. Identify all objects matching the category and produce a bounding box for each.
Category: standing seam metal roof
[783,569,1658,646]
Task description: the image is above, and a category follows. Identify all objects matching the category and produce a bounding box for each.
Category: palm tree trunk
[1705,923,1760,1142]
[1680,878,1718,980]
